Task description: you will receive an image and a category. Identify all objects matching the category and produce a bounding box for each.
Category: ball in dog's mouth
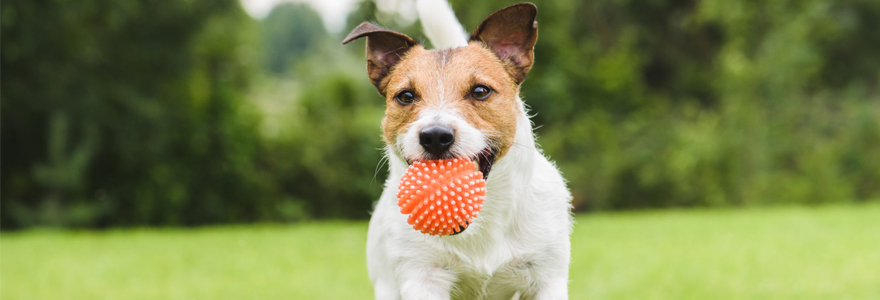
[397,158,487,236]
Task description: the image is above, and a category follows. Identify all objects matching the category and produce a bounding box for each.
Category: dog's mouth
[405,147,497,180]
[474,147,496,180]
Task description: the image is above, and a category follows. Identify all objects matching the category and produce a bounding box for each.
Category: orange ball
[397,158,487,236]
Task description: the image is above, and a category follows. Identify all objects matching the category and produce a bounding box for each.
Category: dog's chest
[449,259,535,300]
[444,242,540,300]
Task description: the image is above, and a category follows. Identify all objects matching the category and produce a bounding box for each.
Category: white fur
[369,99,573,299]
[417,0,469,49]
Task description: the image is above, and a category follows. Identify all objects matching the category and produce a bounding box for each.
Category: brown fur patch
[381,42,522,160]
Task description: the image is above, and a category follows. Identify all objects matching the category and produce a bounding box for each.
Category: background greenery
[2,0,879,229]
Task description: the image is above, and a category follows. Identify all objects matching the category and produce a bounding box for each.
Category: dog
[342,2,572,299]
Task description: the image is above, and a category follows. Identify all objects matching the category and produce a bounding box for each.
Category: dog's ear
[471,3,538,84]
[342,22,417,93]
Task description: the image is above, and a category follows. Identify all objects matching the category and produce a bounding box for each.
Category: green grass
[3,205,879,299]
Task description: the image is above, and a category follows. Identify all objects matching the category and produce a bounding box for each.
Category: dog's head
[343,3,537,180]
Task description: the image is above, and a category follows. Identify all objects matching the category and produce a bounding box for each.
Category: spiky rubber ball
[397,158,486,236]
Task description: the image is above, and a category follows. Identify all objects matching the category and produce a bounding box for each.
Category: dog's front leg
[395,260,456,300]
[530,276,568,300]
[523,253,570,300]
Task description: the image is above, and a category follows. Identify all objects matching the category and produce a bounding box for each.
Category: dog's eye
[396,91,415,105]
[471,85,492,100]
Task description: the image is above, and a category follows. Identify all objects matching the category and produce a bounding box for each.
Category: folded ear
[471,3,538,84]
[342,22,417,93]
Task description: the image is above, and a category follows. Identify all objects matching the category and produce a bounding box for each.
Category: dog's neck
[386,98,538,245]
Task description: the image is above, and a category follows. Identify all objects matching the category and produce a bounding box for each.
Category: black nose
[419,125,455,157]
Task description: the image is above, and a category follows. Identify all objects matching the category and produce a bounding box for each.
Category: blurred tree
[261,3,326,74]
[261,67,387,219]
[445,0,880,210]
[1,0,277,228]
[247,1,389,219]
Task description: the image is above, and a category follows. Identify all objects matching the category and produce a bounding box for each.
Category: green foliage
[1,0,276,228]
[259,64,387,219]
[261,3,325,74]
[445,0,880,210]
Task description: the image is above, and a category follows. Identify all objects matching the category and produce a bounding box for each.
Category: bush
[1,0,277,228]
[447,0,880,210]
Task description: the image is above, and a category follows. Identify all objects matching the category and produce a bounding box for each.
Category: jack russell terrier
[343,2,572,299]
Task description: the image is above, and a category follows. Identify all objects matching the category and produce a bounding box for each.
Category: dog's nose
[419,125,455,157]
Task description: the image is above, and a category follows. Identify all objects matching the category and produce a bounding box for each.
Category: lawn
[3,205,879,299]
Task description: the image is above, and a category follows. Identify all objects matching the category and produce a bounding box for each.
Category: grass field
[3,204,880,300]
